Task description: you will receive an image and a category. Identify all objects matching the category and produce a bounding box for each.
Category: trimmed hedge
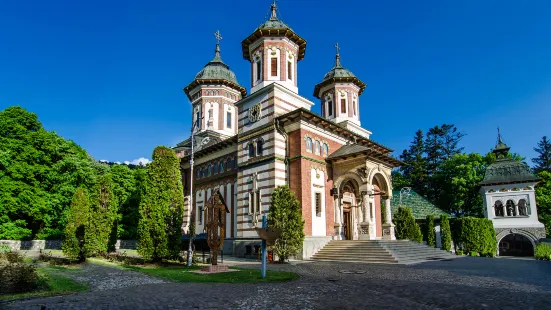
[440,215,452,252]
[394,206,422,243]
[425,215,436,247]
[535,243,551,260]
[452,217,497,257]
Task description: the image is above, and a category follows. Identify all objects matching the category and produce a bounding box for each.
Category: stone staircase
[311,240,456,265]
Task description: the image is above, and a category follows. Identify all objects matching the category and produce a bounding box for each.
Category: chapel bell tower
[241,1,306,94]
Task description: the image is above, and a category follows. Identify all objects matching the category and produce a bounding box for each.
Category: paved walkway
[3,257,551,309]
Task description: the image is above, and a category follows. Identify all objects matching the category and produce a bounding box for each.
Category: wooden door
[343,210,352,240]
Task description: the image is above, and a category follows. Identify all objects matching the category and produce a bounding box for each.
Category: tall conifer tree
[137,146,184,261]
[532,136,551,174]
[62,188,90,261]
[85,174,118,256]
[399,130,428,196]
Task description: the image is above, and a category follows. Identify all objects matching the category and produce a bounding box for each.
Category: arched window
[202,168,207,178]
[208,165,213,177]
[518,199,528,216]
[257,139,264,156]
[249,143,255,158]
[234,157,237,168]
[219,161,224,173]
[325,95,333,117]
[213,162,218,174]
[196,169,200,179]
[353,96,358,116]
[494,201,504,217]
[506,200,516,216]
[226,158,232,170]
[322,143,329,157]
[314,140,321,155]
[305,137,312,152]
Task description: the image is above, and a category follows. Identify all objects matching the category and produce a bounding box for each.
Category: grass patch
[0,267,87,301]
[124,265,299,283]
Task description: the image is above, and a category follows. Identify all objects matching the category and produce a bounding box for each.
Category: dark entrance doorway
[499,234,534,257]
[343,204,352,240]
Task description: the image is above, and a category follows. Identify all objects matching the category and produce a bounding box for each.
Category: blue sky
[1,0,550,165]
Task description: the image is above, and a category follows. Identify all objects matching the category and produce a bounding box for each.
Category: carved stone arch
[369,171,392,198]
[335,172,365,196]
[496,229,538,255]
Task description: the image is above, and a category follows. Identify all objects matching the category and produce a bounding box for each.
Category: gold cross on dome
[214,30,223,44]
[335,42,340,55]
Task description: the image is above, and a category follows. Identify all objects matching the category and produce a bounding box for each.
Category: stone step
[311,258,398,264]
[312,253,394,260]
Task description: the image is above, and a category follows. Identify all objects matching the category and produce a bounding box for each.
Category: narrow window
[287,61,292,80]
[271,58,277,76]
[341,99,346,113]
[226,111,232,128]
[315,193,322,217]
[257,140,263,156]
[256,60,262,81]
[219,161,224,173]
[327,99,333,116]
[323,143,329,157]
[314,140,320,155]
[256,189,262,213]
[195,110,201,129]
[214,163,218,174]
[199,206,203,224]
[208,165,212,176]
[249,143,255,157]
[226,158,231,170]
[196,169,200,179]
[305,138,312,152]
[353,99,357,116]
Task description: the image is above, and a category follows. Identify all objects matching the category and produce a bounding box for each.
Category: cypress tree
[393,206,422,243]
[137,146,184,261]
[85,174,118,256]
[440,214,452,252]
[62,188,90,261]
[426,215,436,247]
[268,186,305,263]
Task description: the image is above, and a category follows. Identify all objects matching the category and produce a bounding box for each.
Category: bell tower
[314,43,370,138]
[184,31,246,144]
[241,1,306,94]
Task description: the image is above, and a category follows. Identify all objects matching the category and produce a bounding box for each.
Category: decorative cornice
[289,155,327,166]
[238,155,277,169]
[238,124,275,142]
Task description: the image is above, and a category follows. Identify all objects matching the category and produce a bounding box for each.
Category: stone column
[358,192,371,240]
[382,198,395,240]
[514,203,519,217]
[334,195,344,240]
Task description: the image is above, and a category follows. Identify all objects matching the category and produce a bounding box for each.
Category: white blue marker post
[261,215,267,279]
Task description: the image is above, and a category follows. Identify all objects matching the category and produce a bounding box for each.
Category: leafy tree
[0,106,98,240]
[391,170,410,190]
[424,124,465,202]
[532,136,551,174]
[435,153,486,217]
[393,206,422,243]
[268,186,305,263]
[62,188,90,261]
[425,215,436,247]
[399,130,428,197]
[110,164,146,239]
[85,174,118,256]
[535,171,551,237]
[137,146,184,261]
[440,214,452,251]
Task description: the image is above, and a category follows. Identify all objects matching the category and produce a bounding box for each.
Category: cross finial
[497,127,502,144]
[270,0,278,20]
[214,30,222,44]
[334,42,342,68]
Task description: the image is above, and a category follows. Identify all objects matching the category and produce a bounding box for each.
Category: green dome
[323,65,356,80]
[195,45,239,85]
[480,136,540,186]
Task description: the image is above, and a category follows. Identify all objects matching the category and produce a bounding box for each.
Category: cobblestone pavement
[4,257,551,309]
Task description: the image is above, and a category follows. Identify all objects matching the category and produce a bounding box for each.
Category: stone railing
[0,240,138,251]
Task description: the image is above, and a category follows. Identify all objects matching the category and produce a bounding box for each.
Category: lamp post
[399,187,412,206]
[186,119,201,267]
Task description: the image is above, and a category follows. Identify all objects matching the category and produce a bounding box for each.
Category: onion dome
[184,35,246,100]
[314,44,366,98]
[241,2,306,60]
[480,132,540,186]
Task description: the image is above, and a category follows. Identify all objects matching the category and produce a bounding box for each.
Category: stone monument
[201,190,230,272]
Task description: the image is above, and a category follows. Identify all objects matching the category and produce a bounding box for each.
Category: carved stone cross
[204,190,229,265]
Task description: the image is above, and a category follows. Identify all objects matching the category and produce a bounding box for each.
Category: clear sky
[1,0,550,165]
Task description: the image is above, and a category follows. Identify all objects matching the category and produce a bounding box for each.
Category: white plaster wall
[311,169,326,236]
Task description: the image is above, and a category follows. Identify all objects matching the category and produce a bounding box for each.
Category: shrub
[456,249,464,256]
[453,217,497,257]
[425,215,436,247]
[0,252,41,295]
[63,188,90,262]
[268,186,305,263]
[0,242,11,253]
[535,243,551,260]
[394,206,422,243]
[470,251,478,257]
[440,214,452,251]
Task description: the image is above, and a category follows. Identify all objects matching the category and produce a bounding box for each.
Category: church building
[175,2,401,259]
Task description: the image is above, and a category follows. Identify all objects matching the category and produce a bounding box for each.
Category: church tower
[241,1,306,94]
[313,44,370,138]
[184,31,247,148]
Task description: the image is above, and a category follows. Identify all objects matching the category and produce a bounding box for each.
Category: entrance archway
[499,234,534,257]
[371,173,390,238]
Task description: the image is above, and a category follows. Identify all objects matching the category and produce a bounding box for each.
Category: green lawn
[0,267,87,301]
[124,265,299,283]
